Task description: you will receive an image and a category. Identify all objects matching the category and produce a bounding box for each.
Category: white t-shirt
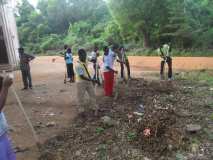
[103,49,116,72]
[91,51,97,60]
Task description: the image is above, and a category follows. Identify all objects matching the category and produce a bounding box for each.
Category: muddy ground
[3,56,213,160]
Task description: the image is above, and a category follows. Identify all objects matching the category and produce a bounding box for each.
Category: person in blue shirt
[0,75,16,160]
[65,48,75,82]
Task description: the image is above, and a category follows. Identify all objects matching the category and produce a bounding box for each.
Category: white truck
[0,0,20,71]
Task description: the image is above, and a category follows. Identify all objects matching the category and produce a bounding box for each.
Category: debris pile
[39,79,203,160]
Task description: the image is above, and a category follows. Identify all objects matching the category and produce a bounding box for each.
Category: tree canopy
[16,0,213,54]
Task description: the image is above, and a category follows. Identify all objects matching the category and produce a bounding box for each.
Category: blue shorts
[0,134,16,160]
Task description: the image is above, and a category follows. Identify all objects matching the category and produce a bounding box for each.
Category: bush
[40,34,63,52]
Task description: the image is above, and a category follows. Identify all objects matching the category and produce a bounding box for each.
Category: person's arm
[0,76,13,112]
[124,54,129,63]
[80,75,92,82]
[169,44,172,57]
[159,47,166,59]
[106,66,117,74]
[25,53,35,61]
[77,66,93,82]
[64,54,69,60]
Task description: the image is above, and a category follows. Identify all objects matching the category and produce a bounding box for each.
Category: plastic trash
[133,104,145,116]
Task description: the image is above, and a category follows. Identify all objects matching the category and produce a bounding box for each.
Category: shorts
[0,134,16,160]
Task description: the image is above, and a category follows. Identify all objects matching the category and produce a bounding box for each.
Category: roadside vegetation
[16,0,213,56]
[176,70,213,87]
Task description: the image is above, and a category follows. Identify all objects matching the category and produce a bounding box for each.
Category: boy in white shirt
[103,46,117,96]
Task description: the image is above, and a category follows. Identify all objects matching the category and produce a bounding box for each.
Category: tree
[162,0,213,49]
[16,0,213,53]
[108,0,169,48]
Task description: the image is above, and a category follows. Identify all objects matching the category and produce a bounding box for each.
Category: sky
[24,0,108,7]
[28,0,38,7]
[15,0,38,7]
[18,0,108,8]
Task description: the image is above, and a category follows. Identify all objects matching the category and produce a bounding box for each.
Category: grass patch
[127,132,137,141]
[126,48,213,57]
[177,70,213,87]
[210,113,213,121]
[96,127,105,135]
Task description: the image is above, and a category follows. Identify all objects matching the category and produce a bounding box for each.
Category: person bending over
[158,43,173,80]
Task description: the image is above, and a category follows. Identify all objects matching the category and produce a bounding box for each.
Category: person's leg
[104,71,110,96]
[97,66,100,84]
[0,134,16,160]
[93,63,96,80]
[66,64,72,80]
[76,82,86,113]
[125,61,131,79]
[108,71,114,96]
[167,57,173,79]
[70,63,75,82]
[86,82,98,113]
[160,60,165,80]
[21,70,28,89]
[120,63,124,79]
[27,69,33,88]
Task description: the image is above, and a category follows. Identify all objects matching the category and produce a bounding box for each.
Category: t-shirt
[0,112,8,137]
[118,50,128,62]
[103,49,116,72]
[19,53,35,71]
[75,61,90,82]
[65,53,73,64]
[90,51,97,63]
[158,44,171,59]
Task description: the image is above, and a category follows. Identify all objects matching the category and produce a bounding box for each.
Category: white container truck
[0,0,20,72]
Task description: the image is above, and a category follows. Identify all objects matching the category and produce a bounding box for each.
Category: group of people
[62,44,132,96]
[17,43,173,97]
[17,43,173,100]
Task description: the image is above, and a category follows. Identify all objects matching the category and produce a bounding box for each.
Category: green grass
[96,127,105,135]
[177,70,213,86]
[127,132,137,141]
[36,48,213,57]
[126,48,213,57]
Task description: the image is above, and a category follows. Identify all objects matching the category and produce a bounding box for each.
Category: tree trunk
[142,29,150,48]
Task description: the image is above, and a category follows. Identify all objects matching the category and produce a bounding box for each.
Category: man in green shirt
[158,43,173,80]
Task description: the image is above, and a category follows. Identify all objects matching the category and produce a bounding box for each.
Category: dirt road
[3,56,213,160]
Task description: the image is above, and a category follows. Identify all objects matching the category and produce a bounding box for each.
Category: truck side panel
[0,1,20,71]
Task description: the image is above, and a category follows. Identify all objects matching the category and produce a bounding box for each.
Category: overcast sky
[20,0,108,8]
[28,0,38,7]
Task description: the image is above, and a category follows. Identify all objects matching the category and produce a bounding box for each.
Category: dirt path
[128,56,213,71]
[3,56,213,160]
